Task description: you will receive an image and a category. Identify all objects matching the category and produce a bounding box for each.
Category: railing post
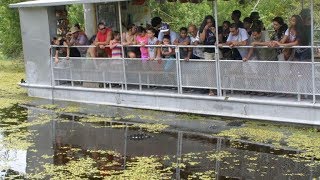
[50,46,55,101]
[214,0,222,96]
[118,2,127,90]
[311,0,316,104]
[176,46,183,94]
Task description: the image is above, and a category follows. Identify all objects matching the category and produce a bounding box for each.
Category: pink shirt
[136,35,149,61]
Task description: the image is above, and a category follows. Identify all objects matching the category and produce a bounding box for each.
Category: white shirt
[190,31,204,58]
[158,31,178,44]
[227,28,249,58]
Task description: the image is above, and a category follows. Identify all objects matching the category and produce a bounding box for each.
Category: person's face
[53,39,59,45]
[138,31,146,37]
[98,25,106,33]
[290,16,297,26]
[229,27,239,36]
[180,30,187,38]
[231,13,236,21]
[223,23,229,30]
[206,19,213,27]
[131,26,137,34]
[252,31,261,40]
[115,34,120,40]
[147,30,155,38]
[72,32,79,38]
[163,38,170,45]
[188,26,196,36]
[273,21,281,31]
[244,22,251,29]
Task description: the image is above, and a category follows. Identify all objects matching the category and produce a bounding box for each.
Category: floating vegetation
[207,151,233,161]
[28,157,101,179]
[80,116,113,123]
[38,104,58,110]
[55,105,80,113]
[187,170,216,180]
[0,60,33,109]
[106,156,173,180]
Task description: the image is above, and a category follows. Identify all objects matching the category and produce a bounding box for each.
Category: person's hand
[66,55,70,60]
[243,57,248,62]
[204,24,210,31]
[149,57,154,61]
[55,57,59,64]
[194,41,199,45]
[184,57,189,61]
[99,45,105,49]
[251,42,257,46]
[156,57,162,64]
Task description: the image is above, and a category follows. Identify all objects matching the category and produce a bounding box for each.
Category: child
[136,26,149,62]
[174,27,191,61]
[161,35,175,71]
[110,31,122,58]
[51,37,69,64]
[147,28,159,61]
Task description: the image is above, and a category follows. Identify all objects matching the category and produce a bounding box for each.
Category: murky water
[0,101,320,179]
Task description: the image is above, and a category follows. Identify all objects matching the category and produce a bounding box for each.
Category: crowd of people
[51,9,313,95]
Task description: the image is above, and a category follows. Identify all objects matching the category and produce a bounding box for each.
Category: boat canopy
[9,0,130,8]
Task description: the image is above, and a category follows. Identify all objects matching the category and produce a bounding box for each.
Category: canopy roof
[10,0,129,8]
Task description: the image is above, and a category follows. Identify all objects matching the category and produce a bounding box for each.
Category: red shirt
[96,28,112,57]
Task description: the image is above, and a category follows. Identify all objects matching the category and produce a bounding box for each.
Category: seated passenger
[51,37,69,64]
[68,26,89,57]
[89,22,112,57]
[174,27,191,61]
[243,17,253,35]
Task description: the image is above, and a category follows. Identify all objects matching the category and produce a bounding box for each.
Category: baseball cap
[159,23,170,33]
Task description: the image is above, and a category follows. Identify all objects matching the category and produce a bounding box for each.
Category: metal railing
[50,44,320,103]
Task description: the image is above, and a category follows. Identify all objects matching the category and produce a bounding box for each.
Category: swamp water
[0,101,320,180]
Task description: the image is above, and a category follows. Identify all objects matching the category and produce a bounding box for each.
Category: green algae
[132,123,169,133]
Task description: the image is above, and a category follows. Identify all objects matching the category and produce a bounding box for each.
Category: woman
[199,15,217,96]
[122,24,139,58]
[273,15,307,61]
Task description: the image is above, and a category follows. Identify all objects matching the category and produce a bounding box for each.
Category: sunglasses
[99,27,106,30]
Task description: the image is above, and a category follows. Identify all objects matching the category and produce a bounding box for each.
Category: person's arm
[199,28,207,43]
[109,40,116,49]
[243,48,254,62]
[105,30,112,46]
[63,41,70,60]
[275,39,299,47]
[173,38,179,45]
[54,49,59,64]
[185,48,192,61]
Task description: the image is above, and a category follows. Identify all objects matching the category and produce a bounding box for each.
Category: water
[0,101,320,179]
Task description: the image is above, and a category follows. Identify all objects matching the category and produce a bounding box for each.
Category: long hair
[291,15,307,45]
[199,15,215,33]
[272,16,288,40]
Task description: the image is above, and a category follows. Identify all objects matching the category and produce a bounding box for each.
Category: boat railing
[50,44,320,103]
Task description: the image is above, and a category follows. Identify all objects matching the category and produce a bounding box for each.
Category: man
[68,26,89,57]
[231,10,244,28]
[94,22,112,57]
[243,17,253,36]
[158,23,178,44]
[226,23,249,60]
[151,16,162,37]
[188,24,203,59]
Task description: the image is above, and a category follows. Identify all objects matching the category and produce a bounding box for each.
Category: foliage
[67,4,84,29]
[0,0,26,58]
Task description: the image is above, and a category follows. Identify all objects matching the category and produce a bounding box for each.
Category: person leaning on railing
[87,22,112,58]
[224,23,249,60]
[51,37,70,64]
[68,26,89,57]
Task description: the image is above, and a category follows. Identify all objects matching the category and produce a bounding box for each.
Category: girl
[110,31,122,58]
[51,37,69,64]
[174,27,191,61]
[136,26,149,62]
[161,35,175,72]
[147,28,160,61]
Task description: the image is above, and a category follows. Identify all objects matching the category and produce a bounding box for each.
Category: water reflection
[0,103,320,179]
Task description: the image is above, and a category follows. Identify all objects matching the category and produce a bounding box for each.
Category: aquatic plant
[132,123,169,133]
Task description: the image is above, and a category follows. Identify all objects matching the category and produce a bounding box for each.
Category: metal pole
[50,47,55,103]
[118,1,128,90]
[311,0,316,104]
[176,47,183,94]
[214,0,222,96]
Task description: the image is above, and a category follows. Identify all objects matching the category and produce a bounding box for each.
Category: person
[93,22,112,57]
[243,17,253,35]
[231,10,244,28]
[243,27,277,61]
[51,37,70,64]
[273,15,308,61]
[225,23,249,60]
[122,24,139,58]
[268,17,288,57]
[151,16,162,37]
[174,27,191,61]
[158,23,178,45]
[300,9,311,45]
[161,35,175,71]
[146,28,160,61]
[199,15,216,60]
[136,26,149,62]
[110,31,122,58]
[218,21,232,59]
[68,26,89,57]
[250,12,260,21]
[199,15,217,96]
[188,24,203,59]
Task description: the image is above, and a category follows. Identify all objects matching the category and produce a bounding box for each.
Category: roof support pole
[310,0,316,104]
[118,1,128,90]
[83,3,96,38]
[214,0,222,96]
